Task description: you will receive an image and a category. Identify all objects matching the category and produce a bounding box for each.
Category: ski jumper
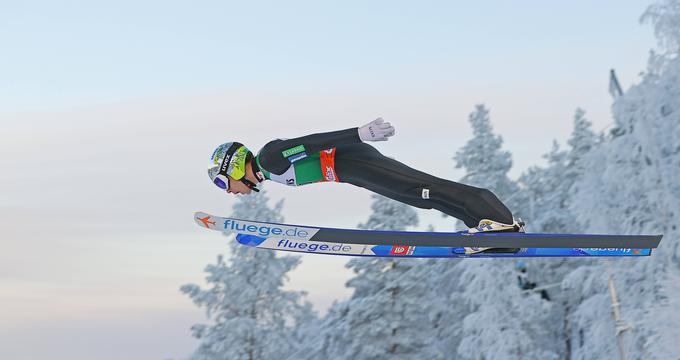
[254,128,514,228]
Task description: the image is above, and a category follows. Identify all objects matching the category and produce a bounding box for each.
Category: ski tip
[194,211,217,229]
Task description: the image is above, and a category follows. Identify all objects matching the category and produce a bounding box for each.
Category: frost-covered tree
[448,260,560,360]
[433,235,561,358]
[518,108,598,234]
[454,104,518,199]
[451,104,523,229]
[181,191,316,360]
[427,104,562,359]
[566,108,599,181]
[319,194,446,360]
[502,109,601,358]
[495,108,602,360]
[562,2,680,358]
[641,0,680,53]
[518,141,570,233]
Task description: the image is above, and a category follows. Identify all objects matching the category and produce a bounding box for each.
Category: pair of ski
[194,212,662,258]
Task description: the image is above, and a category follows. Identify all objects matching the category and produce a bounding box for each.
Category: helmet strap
[241,178,260,192]
[249,154,265,182]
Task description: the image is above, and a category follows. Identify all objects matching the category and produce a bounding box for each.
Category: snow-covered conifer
[433,104,562,359]
[518,141,570,233]
[318,194,446,360]
[518,108,597,234]
[454,104,518,199]
[563,3,680,356]
[641,0,680,53]
[181,191,315,360]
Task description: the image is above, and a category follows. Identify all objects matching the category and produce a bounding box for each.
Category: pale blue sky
[0,1,659,359]
[2,0,653,111]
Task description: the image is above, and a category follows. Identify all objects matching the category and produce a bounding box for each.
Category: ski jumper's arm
[257,128,362,175]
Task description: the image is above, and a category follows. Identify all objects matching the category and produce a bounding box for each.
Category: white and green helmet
[208,142,254,190]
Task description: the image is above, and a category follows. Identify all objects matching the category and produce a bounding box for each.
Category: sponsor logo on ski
[197,216,216,228]
[276,239,352,253]
[223,219,311,238]
[390,245,413,255]
[582,248,633,253]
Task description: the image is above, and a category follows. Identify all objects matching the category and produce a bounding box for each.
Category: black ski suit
[255,127,514,228]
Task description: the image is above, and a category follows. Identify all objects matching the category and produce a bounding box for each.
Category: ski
[233,233,652,258]
[194,212,663,249]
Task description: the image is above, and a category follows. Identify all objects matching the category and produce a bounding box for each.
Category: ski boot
[464,218,525,255]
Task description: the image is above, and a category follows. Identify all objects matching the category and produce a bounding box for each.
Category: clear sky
[0,1,658,359]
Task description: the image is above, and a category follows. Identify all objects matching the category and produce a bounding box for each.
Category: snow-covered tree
[502,108,602,358]
[518,108,598,234]
[426,104,561,359]
[383,104,557,359]
[518,141,570,233]
[181,191,316,360]
[641,0,680,53]
[450,260,561,360]
[562,2,680,357]
[454,104,518,199]
[319,194,446,360]
[566,108,599,180]
[450,103,524,229]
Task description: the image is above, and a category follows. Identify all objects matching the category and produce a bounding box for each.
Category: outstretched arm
[258,118,395,174]
[277,127,362,158]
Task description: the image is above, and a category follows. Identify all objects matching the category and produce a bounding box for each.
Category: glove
[358,117,395,142]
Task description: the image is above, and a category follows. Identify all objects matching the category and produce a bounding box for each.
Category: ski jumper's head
[208,142,263,195]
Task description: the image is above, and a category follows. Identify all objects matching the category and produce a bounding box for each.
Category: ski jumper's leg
[334,143,513,228]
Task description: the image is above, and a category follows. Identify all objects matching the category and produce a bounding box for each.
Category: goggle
[212,174,231,191]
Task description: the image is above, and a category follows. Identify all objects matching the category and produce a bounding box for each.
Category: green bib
[255,153,324,186]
